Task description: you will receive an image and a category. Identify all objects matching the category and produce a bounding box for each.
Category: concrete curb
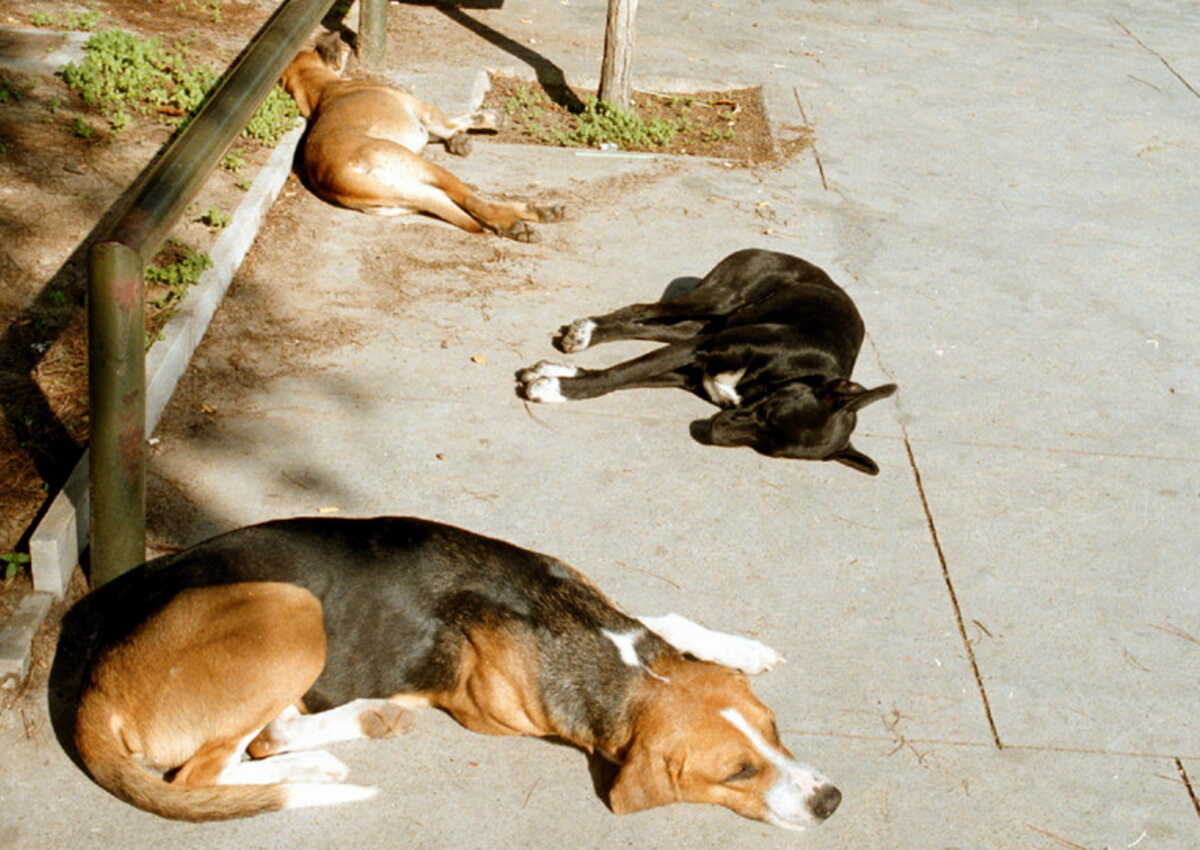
[27,125,305,598]
[0,592,53,681]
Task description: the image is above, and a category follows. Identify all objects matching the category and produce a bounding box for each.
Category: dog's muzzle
[691,410,756,447]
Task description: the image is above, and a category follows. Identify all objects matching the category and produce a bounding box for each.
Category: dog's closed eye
[725,763,761,783]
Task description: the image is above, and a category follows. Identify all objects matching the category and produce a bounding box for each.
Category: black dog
[517,249,896,474]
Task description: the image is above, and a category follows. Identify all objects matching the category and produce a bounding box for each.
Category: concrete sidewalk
[2,0,1197,847]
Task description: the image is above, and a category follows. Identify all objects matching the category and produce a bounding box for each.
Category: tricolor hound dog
[517,248,897,474]
[280,35,564,241]
[60,516,840,828]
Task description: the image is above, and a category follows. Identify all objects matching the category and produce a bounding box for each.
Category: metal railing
[87,0,336,585]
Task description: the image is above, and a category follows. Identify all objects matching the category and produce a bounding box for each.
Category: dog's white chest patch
[703,369,746,406]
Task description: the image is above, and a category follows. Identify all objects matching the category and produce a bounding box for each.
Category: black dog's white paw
[556,318,595,353]
[517,361,578,403]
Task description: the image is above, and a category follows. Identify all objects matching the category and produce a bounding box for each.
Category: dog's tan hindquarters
[75,582,356,822]
[282,45,563,240]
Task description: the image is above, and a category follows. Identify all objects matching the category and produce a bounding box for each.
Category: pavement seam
[903,434,1004,750]
[791,729,1200,761]
[1112,18,1200,100]
[1176,757,1200,819]
[790,87,829,191]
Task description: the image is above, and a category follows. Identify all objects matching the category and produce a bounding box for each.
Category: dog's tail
[75,698,373,821]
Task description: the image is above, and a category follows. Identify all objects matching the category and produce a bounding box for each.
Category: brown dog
[280,36,564,241]
[64,516,840,828]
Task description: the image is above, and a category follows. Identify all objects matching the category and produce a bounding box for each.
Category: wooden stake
[598,0,638,109]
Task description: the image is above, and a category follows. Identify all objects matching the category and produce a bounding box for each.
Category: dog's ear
[314,31,350,73]
[829,444,880,476]
[608,742,678,814]
[836,382,897,412]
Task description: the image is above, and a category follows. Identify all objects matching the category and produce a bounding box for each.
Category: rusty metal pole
[598,0,638,110]
[88,242,145,586]
[358,0,388,70]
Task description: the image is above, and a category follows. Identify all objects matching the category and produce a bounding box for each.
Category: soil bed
[483,73,778,162]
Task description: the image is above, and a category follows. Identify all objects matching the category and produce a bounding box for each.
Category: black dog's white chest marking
[702,369,746,407]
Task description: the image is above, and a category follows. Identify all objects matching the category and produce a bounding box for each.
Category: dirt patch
[483,73,780,163]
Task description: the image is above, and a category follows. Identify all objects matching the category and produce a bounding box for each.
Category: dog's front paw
[359,703,416,739]
[522,377,566,403]
[556,318,595,353]
[518,360,579,381]
[718,635,784,675]
[517,361,579,402]
[445,132,473,156]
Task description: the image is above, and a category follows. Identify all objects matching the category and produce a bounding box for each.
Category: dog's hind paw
[534,203,566,223]
[283,751,352,784]
[472,108,503,131]
[500,220,539,242]
[556,318,595,353]
[445,132,473,156]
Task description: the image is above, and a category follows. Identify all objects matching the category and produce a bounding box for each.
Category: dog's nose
[808,783,841,821]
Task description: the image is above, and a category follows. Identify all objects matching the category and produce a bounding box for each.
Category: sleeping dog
[517,248,897,474]
[63,516,840,828]
[281,35,563,241]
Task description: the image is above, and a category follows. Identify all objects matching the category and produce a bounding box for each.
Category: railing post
[81,0,336,587]
[359,0,388,69]
[88,241,146,586]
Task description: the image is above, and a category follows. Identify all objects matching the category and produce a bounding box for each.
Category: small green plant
[147,239,212,291]
[221,150,247,173]
[499,84,684,150]
[72,115,96,139]
[68,10,102,31]
[1,552,30,580]
[0,77,22,104]
[242,85,300,146]
[198,205,230,230]
[570,97,682,148]
[31,10,101,31]
[61,30,297,142]
[145,239,212,346]
[235,176,252,191]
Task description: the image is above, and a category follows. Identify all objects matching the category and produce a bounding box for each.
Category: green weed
[32,10,101,30]
[1,552,30,581]
[60,29,298,142]
[198,205,230,230]
[72,115,96,139]
[146,239,212,306]
[0,77,22,104]
[571,97,682,148]
[242,86,300,146]
[221,150,247,173]
[500,84,684,149]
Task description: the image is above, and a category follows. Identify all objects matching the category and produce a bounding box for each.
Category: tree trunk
[598,0,638,110]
